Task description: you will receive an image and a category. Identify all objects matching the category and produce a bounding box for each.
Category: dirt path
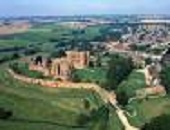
[116,109,139,130]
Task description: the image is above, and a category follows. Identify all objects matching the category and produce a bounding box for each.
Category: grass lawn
[73,67,107,84]
[117,70,146,97]
[127,96,170,128]
[0,64,122,130]
[9,62,46,79]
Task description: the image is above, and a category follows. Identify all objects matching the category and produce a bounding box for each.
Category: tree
[89,61,95,68]
[96,55,102,67]
[24,48,37,55]
[142,114,170,130]
[105,31,122,42]
[83,99,90,110]
[71,70,81,83]
[160,66,170,93]
[50,50,66,58]
[106,55,133,90]
[145,57,152,65]
[116,91,129,106]
[12,53,20,59]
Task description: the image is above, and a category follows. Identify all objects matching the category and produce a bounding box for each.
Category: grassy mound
[0,64,122,130]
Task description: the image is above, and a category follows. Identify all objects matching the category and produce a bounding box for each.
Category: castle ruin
[29,51,89,80]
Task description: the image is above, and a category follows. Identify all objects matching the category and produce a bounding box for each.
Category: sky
[0,0,170,16]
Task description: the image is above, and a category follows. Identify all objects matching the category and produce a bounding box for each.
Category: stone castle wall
[66,51,90,69]
[8,68,113,103]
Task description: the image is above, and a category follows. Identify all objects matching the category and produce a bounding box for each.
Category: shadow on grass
[2,118,88,129]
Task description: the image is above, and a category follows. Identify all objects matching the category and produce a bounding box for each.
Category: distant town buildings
[139,19,170,31]
[106,42,131,53]
[132,53,146,68]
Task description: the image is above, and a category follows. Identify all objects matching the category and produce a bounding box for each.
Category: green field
[127,96,170,127]
[0,23,104,57]
[0,40,29,48]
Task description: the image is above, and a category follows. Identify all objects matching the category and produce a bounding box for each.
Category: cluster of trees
[0,53,20,64]
[50,49,66,58]
[94,30,122,42]
[71,70,81,83]
[23,45,41,56]
[106,54,134,91]
[104,54,134,106]
[0,46,41,64]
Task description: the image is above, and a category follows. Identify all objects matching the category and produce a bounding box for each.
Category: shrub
[0,108,12,120]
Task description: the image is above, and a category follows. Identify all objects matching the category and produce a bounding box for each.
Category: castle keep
[66,51,89,69]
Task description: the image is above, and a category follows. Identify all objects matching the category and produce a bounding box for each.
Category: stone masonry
[29,51,90,80]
